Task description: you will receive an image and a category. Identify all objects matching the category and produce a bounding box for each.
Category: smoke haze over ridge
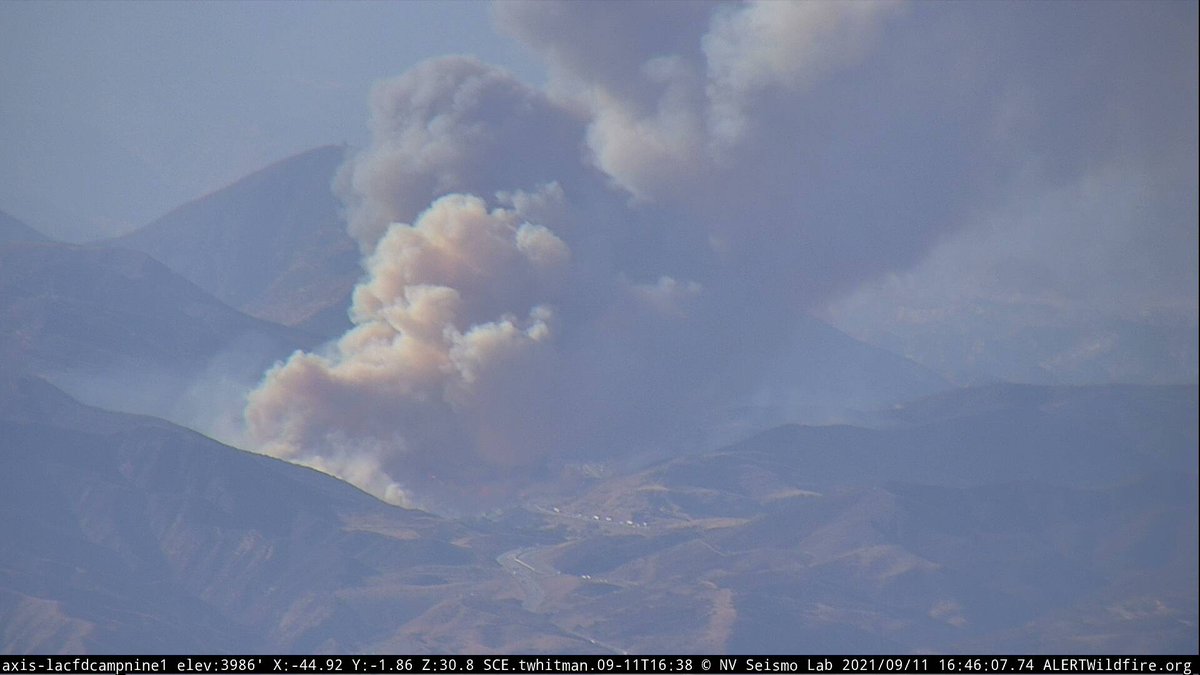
[244,1,1198,510]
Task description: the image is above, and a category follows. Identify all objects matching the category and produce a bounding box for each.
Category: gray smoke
[244,1,1184,510]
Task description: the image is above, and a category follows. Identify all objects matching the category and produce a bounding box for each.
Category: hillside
[0,375,594,654]
[504,383,1198,653]
[0,241,314,432]
[111,146,360,335]
[755,315,950,424]
[0,210,49,244]
[2,375,1193,653]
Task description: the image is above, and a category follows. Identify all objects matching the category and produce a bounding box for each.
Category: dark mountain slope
[0,240,318,433]
[519,383,1197,653]
[0,376,590,654]
[0,242,310,374]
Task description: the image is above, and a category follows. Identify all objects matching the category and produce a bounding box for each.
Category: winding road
[495,544,629,655]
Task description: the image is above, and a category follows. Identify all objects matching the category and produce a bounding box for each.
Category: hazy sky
[0,1,543,241]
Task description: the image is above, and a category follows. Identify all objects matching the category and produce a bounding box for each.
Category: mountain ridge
[0,240,317,435]
[0,374,595,653]
[2,374,1194,653]
[0,209,50,244]
[110,145,360,334]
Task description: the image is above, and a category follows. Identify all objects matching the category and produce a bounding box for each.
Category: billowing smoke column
[245,1,990,511]
[246,192,572,506]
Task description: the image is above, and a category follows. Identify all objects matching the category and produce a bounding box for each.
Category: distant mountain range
[1,147,361,433]
[0,240,314,435]
[3,145,951,433]
[1,146,1194,654]
[836,300,1200,388]
[99,144,951,419]
[3,375,1193,653]
[519,383,1198,653]
[110,145,360,338]
[0,374,599,653]
[0,242,309,373]
[0,210,49,244]
[757,315,949,422]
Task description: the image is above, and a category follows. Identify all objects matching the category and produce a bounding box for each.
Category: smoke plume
[244,1,1087,510]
